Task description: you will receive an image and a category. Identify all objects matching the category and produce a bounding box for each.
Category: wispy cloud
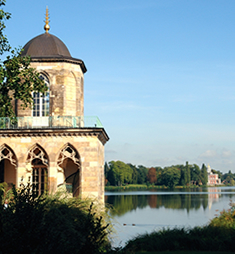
[199,150,217,159]
[221,150,232,158]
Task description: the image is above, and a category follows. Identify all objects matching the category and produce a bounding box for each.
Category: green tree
[185,161,191,186]
[137,165,148,184]
[128,163,138,184]
[108,161,133,186]
[222,171,235,186]
[161,166,181,188]
[200,163,208,185]
[0,0,46,118]
[190,164,201,184]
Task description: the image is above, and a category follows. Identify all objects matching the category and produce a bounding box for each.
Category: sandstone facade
[0,15,109,203]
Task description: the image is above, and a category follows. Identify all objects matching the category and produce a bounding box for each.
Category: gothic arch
[57,143,81,197]
[26,144,49,196]
[0,144,17,187]
[26,143,49,166]
[0,144,17,166]
[57,143,80,167]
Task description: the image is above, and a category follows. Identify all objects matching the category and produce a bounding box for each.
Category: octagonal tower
[0,8,109,203]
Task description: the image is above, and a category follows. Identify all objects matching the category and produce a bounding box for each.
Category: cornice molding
[0,128,109,145]
[30,56,87,73]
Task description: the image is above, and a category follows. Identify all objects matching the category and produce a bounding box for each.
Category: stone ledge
[0,127,109,145]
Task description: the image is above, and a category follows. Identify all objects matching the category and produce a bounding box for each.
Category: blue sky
[4,0,235,173]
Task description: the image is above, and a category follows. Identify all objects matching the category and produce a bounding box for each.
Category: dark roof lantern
[21,33,87,73]
[21,33,71,58]
[21,7,87,73]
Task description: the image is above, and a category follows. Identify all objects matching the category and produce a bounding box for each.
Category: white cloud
[221,150,232,158]
[199,150,217,159]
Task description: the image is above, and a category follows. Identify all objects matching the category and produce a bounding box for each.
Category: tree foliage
[200,163,208,185]
[147,167,157,184]
[161,166,181,188]
[0,0,46,117]
[107,161,133,186]
[104,160,232,188]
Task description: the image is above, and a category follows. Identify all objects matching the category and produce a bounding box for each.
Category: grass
[105,184,166,192]
[119,225,235,253]
[105,184,212,192]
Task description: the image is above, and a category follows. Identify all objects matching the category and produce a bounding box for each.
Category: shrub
[209,201,235,229]
[0,184,111,254]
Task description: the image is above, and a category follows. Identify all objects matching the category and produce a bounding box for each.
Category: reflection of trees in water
[107,195,148,216]
[106,193,209,216]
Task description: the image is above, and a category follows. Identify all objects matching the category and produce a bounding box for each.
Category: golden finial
[44,6,50,33]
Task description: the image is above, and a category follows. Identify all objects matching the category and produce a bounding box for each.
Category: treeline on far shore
[105,161,235,188]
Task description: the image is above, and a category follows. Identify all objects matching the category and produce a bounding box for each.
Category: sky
[4,0,235,173]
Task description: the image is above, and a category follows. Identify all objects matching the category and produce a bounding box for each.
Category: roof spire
[44,6,50,33]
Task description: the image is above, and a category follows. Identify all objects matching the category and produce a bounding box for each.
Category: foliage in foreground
[122,226,235,253]
[0,184,111,254]
[120,202,235,253]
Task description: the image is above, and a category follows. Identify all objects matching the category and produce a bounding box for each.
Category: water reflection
[105,187,235,247]
[106,193,211,216]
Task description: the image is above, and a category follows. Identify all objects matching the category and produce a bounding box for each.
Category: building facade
[0,10,109,202]
[207,165,221,185]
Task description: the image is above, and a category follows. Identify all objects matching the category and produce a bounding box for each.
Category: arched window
[32,74,50,117]
[32,159,48,196]
[27,144,49,196]
[57,144,80,197]
[0,145,17,188]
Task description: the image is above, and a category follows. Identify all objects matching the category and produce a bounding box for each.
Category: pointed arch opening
[0,144,17,189]
[57,143,81,197]
[27,144,49,196]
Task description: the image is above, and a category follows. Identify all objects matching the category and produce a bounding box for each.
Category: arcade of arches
[0,128,108,202]
[0,142,80,196]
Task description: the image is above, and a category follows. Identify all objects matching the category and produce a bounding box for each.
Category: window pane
[32,74,50,117]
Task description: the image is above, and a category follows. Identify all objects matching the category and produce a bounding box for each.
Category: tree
[108,161,133,186]
[147,167,157,184]
[185,161,191,186]
[127,163,138,184]
[0,0,46,118]
[161,166,181,188]
[137,165,148,184]
[200,163,208,185]
[190,164,201,184]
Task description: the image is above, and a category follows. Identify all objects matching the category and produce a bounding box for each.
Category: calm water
[105,186,235,247]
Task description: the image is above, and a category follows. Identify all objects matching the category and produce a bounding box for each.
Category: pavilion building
[0,9,109,203]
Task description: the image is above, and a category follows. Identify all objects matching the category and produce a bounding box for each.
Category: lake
[105,186,235,247]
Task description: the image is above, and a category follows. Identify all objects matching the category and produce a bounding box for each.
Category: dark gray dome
[21,33,71,58]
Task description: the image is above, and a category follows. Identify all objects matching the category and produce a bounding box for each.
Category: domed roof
[21,33,71,58]
[20,8,87,73]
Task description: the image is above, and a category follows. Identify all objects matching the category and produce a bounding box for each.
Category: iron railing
[0,116,103,129]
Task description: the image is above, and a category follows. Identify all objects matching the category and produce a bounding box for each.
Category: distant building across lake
[207,164,221,185]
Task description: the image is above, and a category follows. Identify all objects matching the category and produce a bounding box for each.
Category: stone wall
[0,128,108,203]
[16,61,84,118]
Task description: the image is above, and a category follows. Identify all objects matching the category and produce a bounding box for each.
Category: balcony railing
[0,116,103,129]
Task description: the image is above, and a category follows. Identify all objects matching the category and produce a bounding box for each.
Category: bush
[0,184,111,254]
[122,226,235,253]
[122,201,235,253]
[209,201,235,229]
